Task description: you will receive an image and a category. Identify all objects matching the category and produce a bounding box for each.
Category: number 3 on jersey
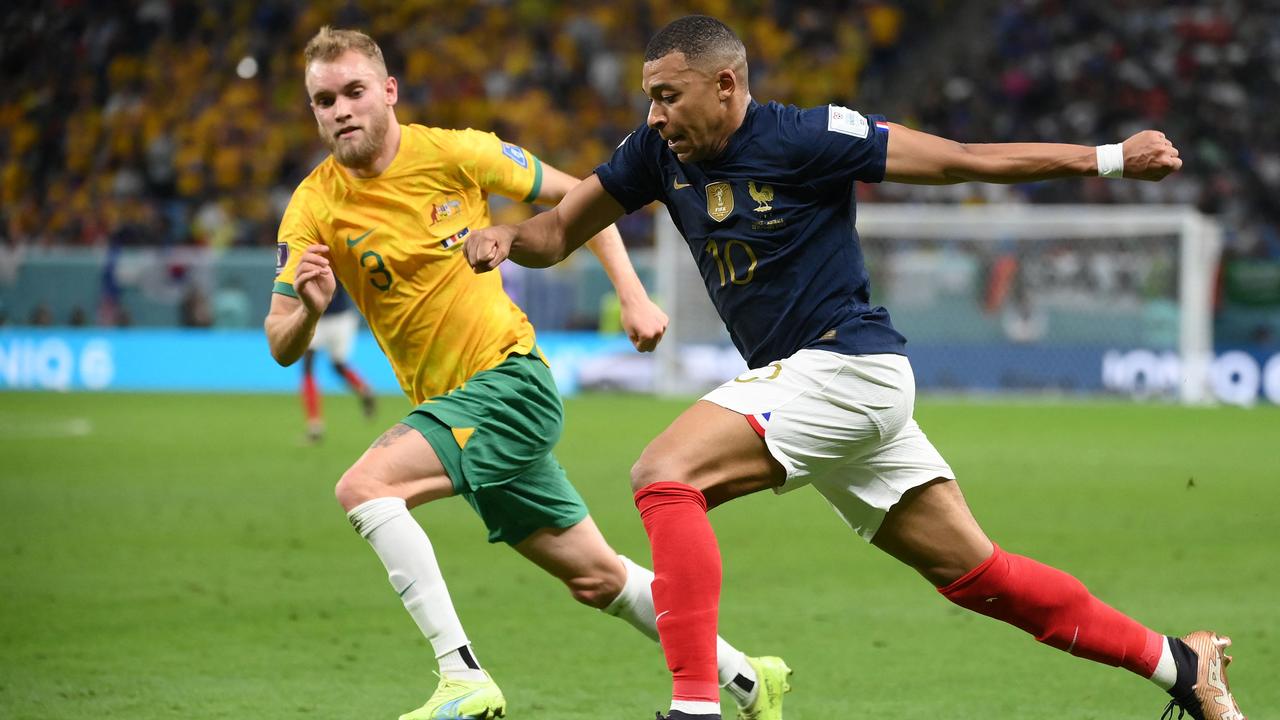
[360,250,393,291]
[704,237,757,287]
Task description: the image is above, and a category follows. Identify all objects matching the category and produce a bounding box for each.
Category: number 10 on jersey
[704,238,757,287]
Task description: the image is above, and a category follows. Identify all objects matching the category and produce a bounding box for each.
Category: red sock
[339,366,368,393]
[635,482,721,704]
[940,544,1164,677]
[301,373,321,422]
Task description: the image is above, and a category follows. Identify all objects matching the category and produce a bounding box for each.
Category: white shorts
[701,350,954,541]
[309,310,359,363]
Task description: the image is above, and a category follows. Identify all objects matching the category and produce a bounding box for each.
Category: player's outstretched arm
[532,163,668,352]
[883,123,1182,185]
[265,244,335,366]
[466,174,626,271]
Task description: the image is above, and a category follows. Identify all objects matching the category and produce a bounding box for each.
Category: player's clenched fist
[293,244,337,315]
[1122,131,1182,181]
[622,296,669,353]
[464,225,517,273]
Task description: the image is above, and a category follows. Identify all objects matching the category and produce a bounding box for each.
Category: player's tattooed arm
[369,423,415,449]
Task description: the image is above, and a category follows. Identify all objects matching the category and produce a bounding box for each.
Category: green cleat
[399,672,507,720]
[737,656,791,720]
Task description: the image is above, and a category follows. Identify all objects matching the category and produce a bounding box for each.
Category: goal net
[652,204,1222,404]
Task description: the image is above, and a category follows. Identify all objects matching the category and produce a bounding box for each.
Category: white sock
[1150,637,1177,691]
[671,699,722,715]
[722,657,758,708]
[602,555,757,707]
[438,645,487,682]
[347,497,483,680]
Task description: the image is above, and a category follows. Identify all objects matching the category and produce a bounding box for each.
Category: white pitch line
[0,417,94,439]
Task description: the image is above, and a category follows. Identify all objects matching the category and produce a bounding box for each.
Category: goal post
[653,204,1223,403]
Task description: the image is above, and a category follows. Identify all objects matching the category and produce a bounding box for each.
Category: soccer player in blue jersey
[465,15,1245,720]
[299,284,377,443]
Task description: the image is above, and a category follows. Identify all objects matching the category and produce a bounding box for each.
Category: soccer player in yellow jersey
[264,28,790,720]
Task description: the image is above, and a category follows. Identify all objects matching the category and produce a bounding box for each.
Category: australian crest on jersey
[426,195,470,251]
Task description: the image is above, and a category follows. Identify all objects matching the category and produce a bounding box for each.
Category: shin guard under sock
[635,482,722,705]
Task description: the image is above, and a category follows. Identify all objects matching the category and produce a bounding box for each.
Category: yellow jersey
[273,123,544,403]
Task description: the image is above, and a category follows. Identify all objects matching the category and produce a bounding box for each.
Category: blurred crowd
[868,0,1280,264]
[1,0,1276,259]
[0,0,924,251]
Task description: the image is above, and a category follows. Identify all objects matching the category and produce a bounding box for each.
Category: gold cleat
[1163,631,1245,720]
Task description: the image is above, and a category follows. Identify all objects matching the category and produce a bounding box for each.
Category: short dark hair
[645,15,747,77]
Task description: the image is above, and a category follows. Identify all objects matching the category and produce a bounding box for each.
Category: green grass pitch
[1,392,1276,719]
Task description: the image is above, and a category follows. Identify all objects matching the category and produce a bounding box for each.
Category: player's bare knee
[629,457,655,492]
[630,453,692,493]
[334,465,385,511]
[566,572,622,609]
[333,470,362,511]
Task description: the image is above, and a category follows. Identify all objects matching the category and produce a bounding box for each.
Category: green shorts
[400,352,589,546]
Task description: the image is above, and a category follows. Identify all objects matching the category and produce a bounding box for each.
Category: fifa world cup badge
[275,242,289,274]
[706,181,734,222]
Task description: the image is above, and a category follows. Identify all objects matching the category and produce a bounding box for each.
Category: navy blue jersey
[595,100,906,368]
[325,284,353,315]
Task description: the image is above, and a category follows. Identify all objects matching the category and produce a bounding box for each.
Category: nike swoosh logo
[672,179,691,190]
[655,610,671,621]
[435,690,482,719]
[398,580,417,598]
[346,228,374,247]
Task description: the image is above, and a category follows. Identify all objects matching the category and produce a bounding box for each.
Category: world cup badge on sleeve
[275,242,289,275]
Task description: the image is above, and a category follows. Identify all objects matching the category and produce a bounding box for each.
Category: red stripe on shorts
[744,414,766,437]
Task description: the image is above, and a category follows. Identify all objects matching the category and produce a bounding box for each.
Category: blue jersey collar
[697,99,760,168]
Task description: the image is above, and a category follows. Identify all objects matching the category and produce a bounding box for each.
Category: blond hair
[303,26,387,77]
